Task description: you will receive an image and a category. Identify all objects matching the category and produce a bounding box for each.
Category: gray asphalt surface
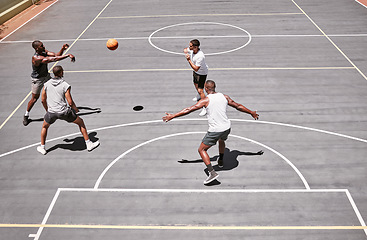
[0,0,367,239]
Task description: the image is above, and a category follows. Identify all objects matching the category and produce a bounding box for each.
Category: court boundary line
[98,12,304,19]
[24,188,367,239]
[1,118,366,159]
[93,132,309,190]
[2,33,367,44]
[291,0,367,81]
[62,66,355,73]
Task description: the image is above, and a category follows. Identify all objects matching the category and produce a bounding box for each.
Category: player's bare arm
[163,98,209,122]
[225,95,259,120]
[41,88,48,111]
[56,44,69,56]
[65,88,79,113]
[41,54,76,64]
[185,54,201,72]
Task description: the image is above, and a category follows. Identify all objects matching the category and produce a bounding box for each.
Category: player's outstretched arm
[40,54,75,64]
[225,95,259,120]
[163,98,208,122]
[56,44,69,56]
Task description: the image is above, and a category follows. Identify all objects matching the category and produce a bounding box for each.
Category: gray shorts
[202,128,231,146]
[31,74,51,94]
[44,108,78,124]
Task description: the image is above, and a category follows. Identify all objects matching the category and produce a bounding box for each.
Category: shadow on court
[47,132,99,153]
[77,106,101,116]
[179,148,264,171]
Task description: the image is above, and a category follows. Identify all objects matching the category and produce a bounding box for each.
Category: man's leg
[73,116,100,151]
[217,139,225,168]
[23,93,40,126]
[37,120,50,155]
[73,116,89,141]
[198,142,218,184]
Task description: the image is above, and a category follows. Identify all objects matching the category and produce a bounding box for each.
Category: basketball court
[0,0,367,239]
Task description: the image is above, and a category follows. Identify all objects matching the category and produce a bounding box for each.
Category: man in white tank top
[163,80,259,184]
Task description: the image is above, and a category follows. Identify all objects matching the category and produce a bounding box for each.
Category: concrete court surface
[0,0,367,239]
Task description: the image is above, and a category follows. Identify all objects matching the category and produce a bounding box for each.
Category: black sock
[219,153,224,160]
[206,163,214,172]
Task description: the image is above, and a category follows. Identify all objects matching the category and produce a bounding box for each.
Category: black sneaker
[218,158,223,168]
[204,171,219,184]
[23,116,30,126]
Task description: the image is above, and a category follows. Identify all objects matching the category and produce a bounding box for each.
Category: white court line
[292,0,367,81]
[28,188,367,238]
[355,0,367,8]
[59,188,347,193]
[30,188,61,240]
[1,118,367,159]
[148,22,251,56]
[346,189,367,235]
[1,33,367,44]
[0,0,59,43]
[93,132,309,189]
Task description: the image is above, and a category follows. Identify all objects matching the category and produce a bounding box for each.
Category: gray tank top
[31,52,49,78]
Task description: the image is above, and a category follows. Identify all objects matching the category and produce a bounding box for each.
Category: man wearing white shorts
[163,80,259,184]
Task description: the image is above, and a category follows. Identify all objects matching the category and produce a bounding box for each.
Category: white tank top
[206,93,231,132]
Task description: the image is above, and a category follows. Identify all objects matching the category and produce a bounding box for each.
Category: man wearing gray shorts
[23,40,75,126]
[36,65,99,155]
[163,80,259,184]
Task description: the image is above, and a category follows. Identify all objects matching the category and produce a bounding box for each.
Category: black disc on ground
[133,105,144,111]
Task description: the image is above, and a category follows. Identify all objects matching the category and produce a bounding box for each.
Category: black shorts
[44,108,78,124]
[193,71,207,89]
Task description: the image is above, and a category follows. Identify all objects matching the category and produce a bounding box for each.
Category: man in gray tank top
[163,80,259,184]
[36,65,100,155]
[23,40,75,126]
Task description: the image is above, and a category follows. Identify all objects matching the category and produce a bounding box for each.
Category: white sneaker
[37,146,47,155]
[86,140,100,151]
[199,107,207,116]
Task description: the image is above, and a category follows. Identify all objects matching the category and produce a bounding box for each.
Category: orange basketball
[106,38,118,50]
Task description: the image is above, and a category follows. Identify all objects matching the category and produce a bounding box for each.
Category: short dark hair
[53,65,63,76]
[32,40,42,49]
[205,80,216,91]
[190,39,200,47]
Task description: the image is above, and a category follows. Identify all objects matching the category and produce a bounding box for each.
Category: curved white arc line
[1,118,366,159]
[148,22,251,56]
[229,119,367,143]
[93,131,204,189]
[230,134,310,190]
[94,132,309,190]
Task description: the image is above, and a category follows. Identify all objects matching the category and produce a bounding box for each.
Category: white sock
[85,139,91,144]
[40,145,45,149]
[25,111,29,117]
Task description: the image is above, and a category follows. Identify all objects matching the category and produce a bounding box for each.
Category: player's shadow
[47,132,99,153]
[179,148,264,172]
[77,106,101,116]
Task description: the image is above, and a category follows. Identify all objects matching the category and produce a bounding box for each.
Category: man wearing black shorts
[184,39,208,116]
[37,65,99,155]
[163,80,259,184]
